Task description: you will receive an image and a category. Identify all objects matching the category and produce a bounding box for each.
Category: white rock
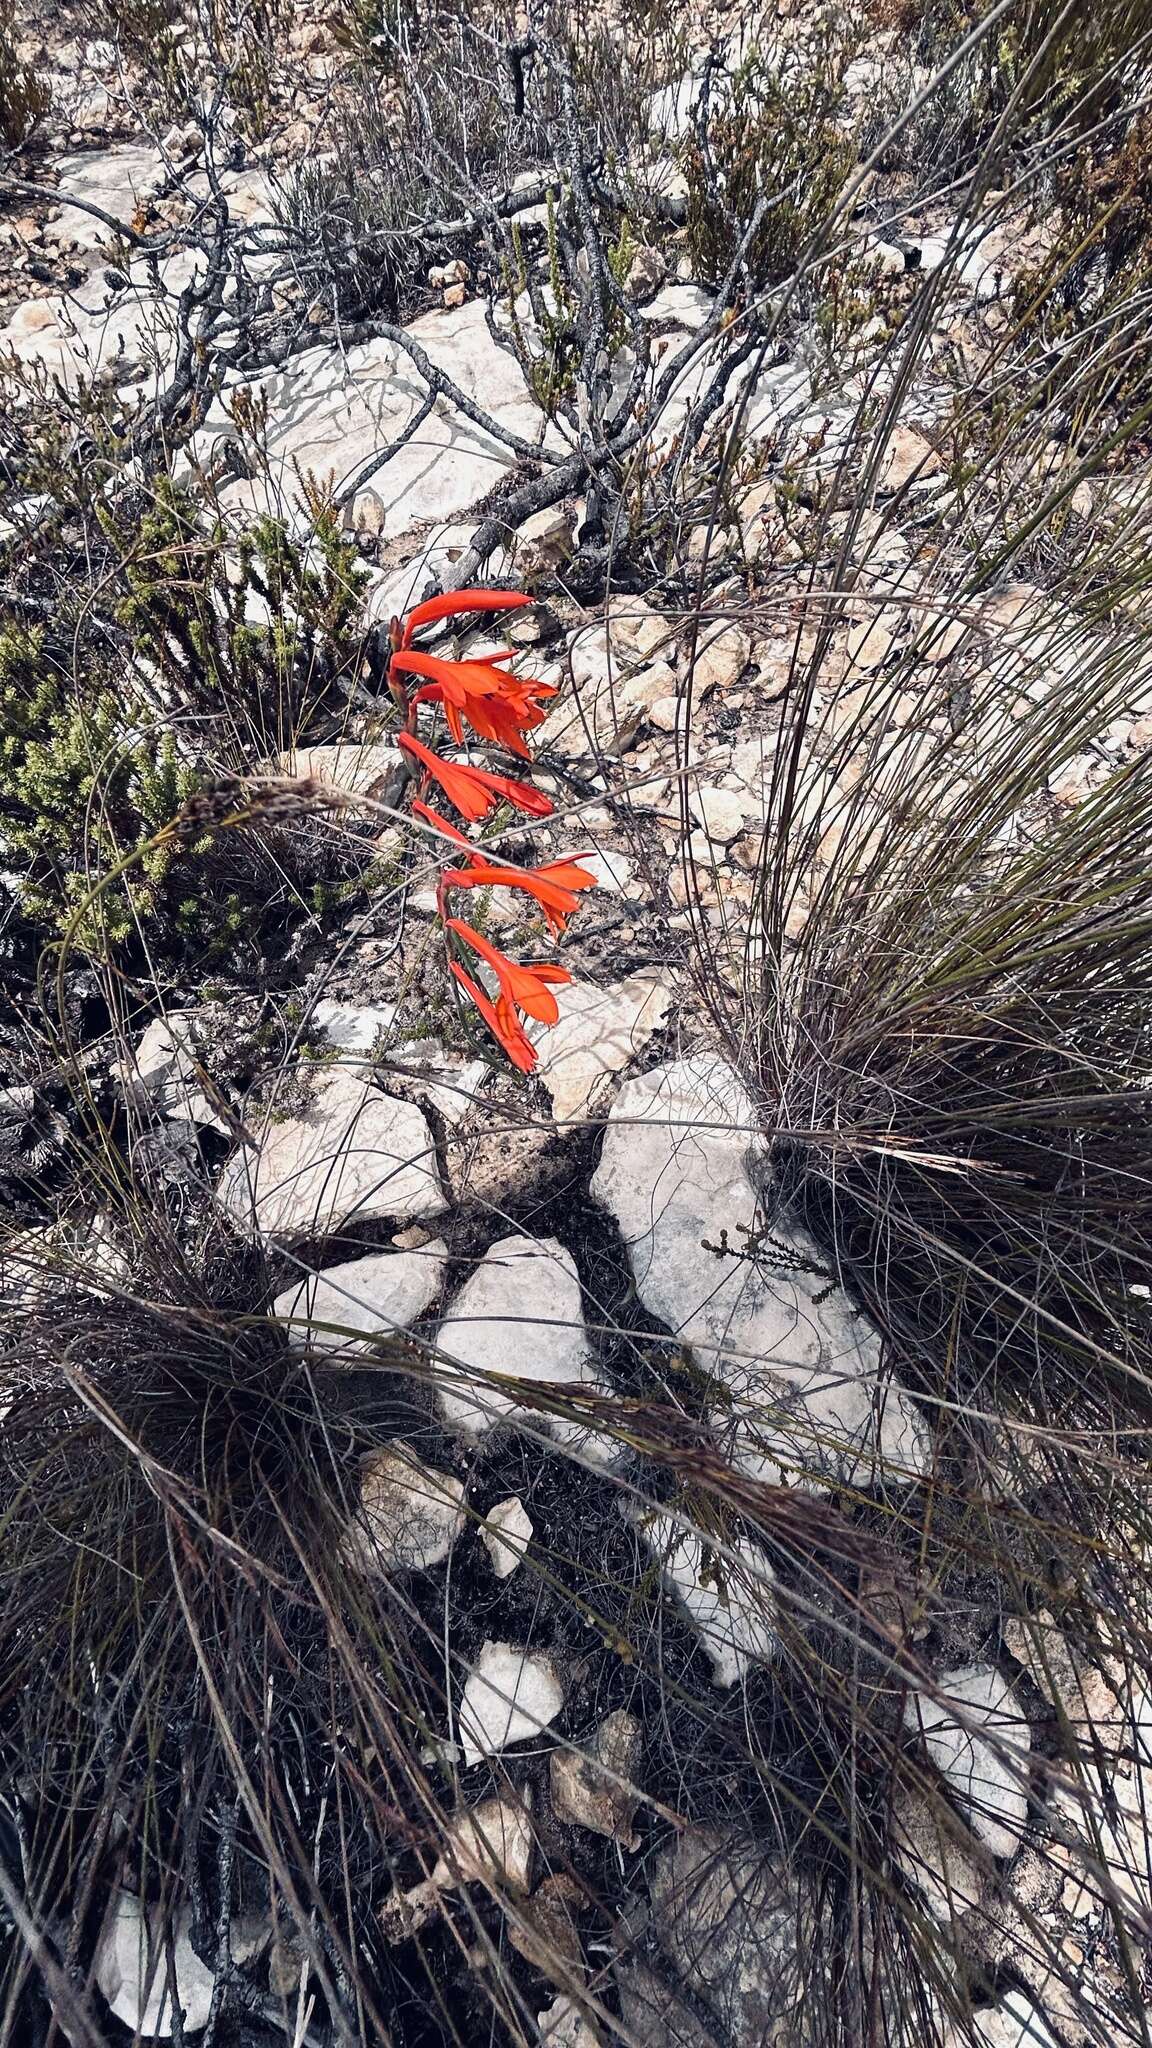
[590,1057,928,1490]
[916,609,970,664]
[549,1709,642,1847]
[311,1001,396,1054]
[279,742,399,798]
[637,1512,777,1687]
[458,1640,565,1766]
[611,609,677,664]
[692,623,751,692]
[112,1014,230,1134]
[341,1445,464,1574]
[95,1890,215,2037]
[383,1039,488,1125]
[480,1495,534,1578]
[590,1056,922,1490]
[363,524,515,626]
[529,972,674,1124]
[51,146,163,250]
[537,633,679,757]
[436,1235,597,1438]
[895,1803,988,1932]
[272,1241,447,1355]
[381,1792,535,1938]
[846,614,899,670]
[691,784,751,843]
[880,424,946,492]
[536,1996,603,2047]
[216,1067,445,1239]
[199,301,553,540]
[581,849,635,893]
[638,282,713,329]
[438,1792,535,1890]
[904,1666,1031,1859]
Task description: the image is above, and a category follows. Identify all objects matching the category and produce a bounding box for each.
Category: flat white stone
[529,972,674,1124]
[200,301,551,539]
[458,1639,565,1766]
[217,1067,445,1239]
[955,1995,1058,2048]
[363,524,515,626]
[381,1792,535,1938]
[536,1996,603,2047]
[691,784,751,843]
[272,1241,447,1355]
[591,1057,928,1490]
[480,1495,534,1579]
[95,1890,215,2037]
[52,146,164,249]
[638,282,713,328]
[341,1445,464,1573]
[112,1013,230,1134]
[279,742,400,798]
[904,1665,1031,1859]
[637,1512,777,1687]
[312,1001,397,1054]
[581,849,635,893]
[437,1793,535,1890]
[436,1235,597,1438]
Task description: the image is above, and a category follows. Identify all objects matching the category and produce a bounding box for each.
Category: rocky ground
[1,1,1151,2044]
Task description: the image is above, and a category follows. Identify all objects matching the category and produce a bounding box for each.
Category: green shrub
[682,28,860,292]
[100,477,367,755]
[0,621,202,952]
[0,484,369,958]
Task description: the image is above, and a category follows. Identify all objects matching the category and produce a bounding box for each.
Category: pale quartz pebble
[691,784,750,843]
[846,613,900,670]
[278,742,400,797]
[216,1067,445,1239]
[529,971,674,1124]
[637,1512,777,1687]
[591,1057,928,1492]
[436,1235,598,1438]
[95,1891,216,2038]
[480,1496,534,1579]
[691,622,751,692]
[536,1995,604,2046]
[549,1709,642,1848]
[341,1446,464,1574]
[272,1242,447,1355]
[381,1793,535,1940]
[312,1001,396,1054]
[458,1640,565,1766]
[111,1013,232,1135]
[581,848,635,893]
[904,1665,1031,1859]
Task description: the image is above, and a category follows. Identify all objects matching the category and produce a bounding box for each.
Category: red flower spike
[410,798,473,846]
[450,961,537,1073]
[397,732,554,822]
[400,589,533,649]
[447,917,571,1027]
[443,852,598,936]
[394,649,556,759]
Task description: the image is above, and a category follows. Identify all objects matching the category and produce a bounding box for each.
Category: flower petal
[401,589,532,648]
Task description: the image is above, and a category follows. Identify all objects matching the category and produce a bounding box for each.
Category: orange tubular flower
[410,798,473,846]
[450,961,537,1073]
[397,732,554,822]
[392,649,556,758]
[398,588,533,649]
[444,853,599,936]
[447,917,571,1026]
